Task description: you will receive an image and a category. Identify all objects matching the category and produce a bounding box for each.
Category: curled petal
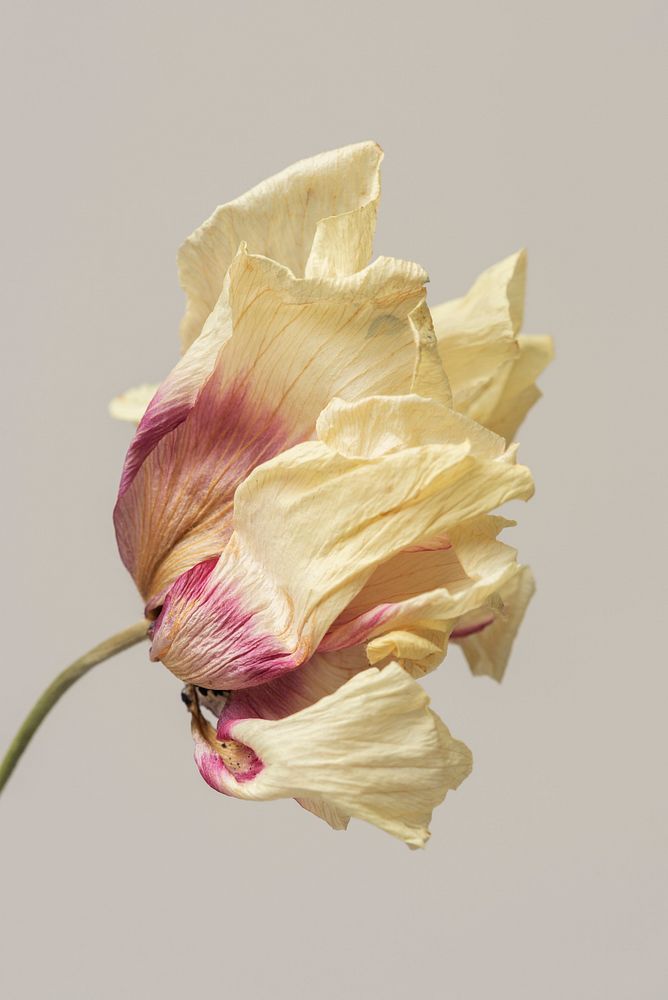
[432,251,525,415]
[409,300,453,406]
[115,251,427,602]
[178,141,383,350]
[366,627,449,674]
[189,662,472,848]
[316,392,505,459]
[150,394,533,689]
[452,564,536,682]
[296,798,350,831]
[321,514,523,676]
[205,647,368,832]
[481,335,555,441]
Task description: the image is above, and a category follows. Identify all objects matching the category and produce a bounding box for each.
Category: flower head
[113,142,551,846]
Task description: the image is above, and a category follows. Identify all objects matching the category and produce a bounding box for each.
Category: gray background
[1,2,665,997]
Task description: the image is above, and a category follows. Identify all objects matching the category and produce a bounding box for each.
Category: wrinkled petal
[322,514,522,677]
[150,394,533,689]
[409,300,453,406]
[432,251,525,417]
[188,662,472,848]
[452,564,536,681]
[482,334,555,441]
[109,384,159,423]
[296,797,351,831]
[115,292,234,504]
[198,647,368,832]
[115,251,428,603]
[178,141,383,350]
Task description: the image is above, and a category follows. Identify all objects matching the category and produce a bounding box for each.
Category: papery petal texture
[112,141,552,844]
[188,662,472,847]
[433,251,553,439]
[452,564,536,681]
[150,393,533,689]
[178,141,383,350]
[115,251,427,603]
[481,335,555,441]
[432,251,525,414]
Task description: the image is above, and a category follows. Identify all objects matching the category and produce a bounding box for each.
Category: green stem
[0,620,149,796]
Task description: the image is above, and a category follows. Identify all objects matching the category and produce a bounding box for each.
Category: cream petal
[116,288,234,505]
[189,662,472,848]
[295,797,351,831]
[108,384,159,423]
[316,392,506,460]
[207,647,368,832]
[432,251,525,415]
[482,335,555,441]
[409,299,453,406]
[452,564,536,682]
[212,647,369,725]
[321,515,523,676]
[150,395,533,689]
[178,141,383,350]
[115,250,427,602]
[366,627,449,674]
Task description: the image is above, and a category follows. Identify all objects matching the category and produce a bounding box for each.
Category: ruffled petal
[296,797,351,831]
[409,300,453,406]
[321,514,522,677]
[481,335,554,441]
[115,251,427,603]
[178,141,383,350]
[187,662,472,848]
[150,394,533,688]
[109,384,159,423]
[452,564,536,681]
[198,647,368,832]
[432,251,525,416]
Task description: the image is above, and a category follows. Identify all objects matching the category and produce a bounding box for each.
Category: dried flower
[112,143,551,845]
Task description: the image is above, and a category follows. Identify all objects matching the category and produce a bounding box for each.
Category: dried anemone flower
[109,142,552,847]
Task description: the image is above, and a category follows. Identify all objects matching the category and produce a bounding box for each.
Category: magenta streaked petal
[149,554,302,689]
[191,709,264,791]
[114,249,427,605]
[213,647,369,735]
[317,605,395,652]
[186,663,473,847]
[317,541,468,653]
[115,368,292,603]
[189,649,366,825]
[117,320,230,503]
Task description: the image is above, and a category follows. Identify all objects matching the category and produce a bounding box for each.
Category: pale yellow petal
[409,299,453,406]
[178,141,383,350]
[151,389,533,691]
[230,423,531,663]
[202,647,369,833]
[454,564,536,681]
[330,514,523,677]
[117,249,427,602]
[224,663,473,848]
[366,627,449,674]
[432,251,526,414]
[484,335,555,441]
[295,797,350,831]
[109,383,159,423]
[316,393,505,460]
